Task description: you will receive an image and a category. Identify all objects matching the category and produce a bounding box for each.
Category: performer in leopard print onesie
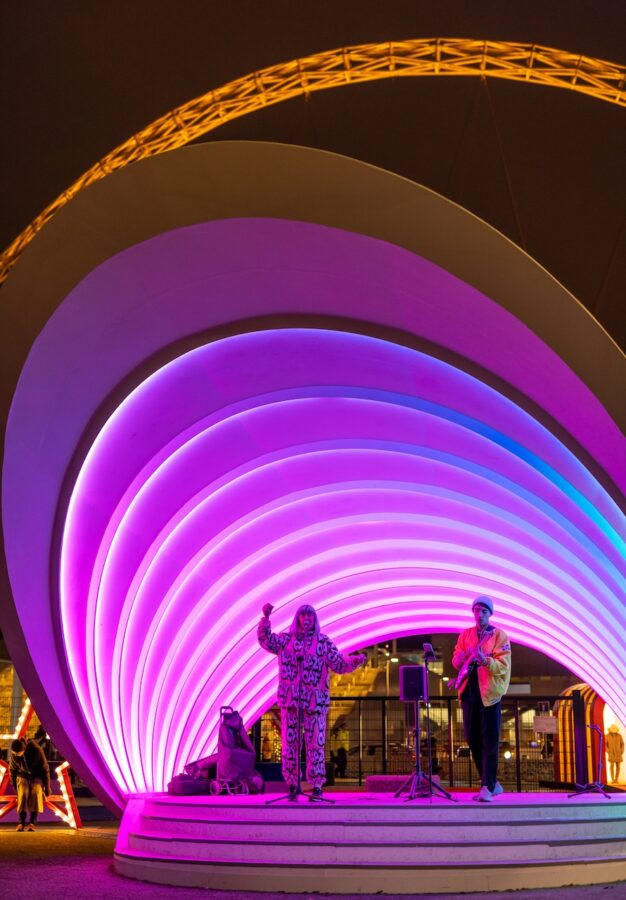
[258,603,366,800]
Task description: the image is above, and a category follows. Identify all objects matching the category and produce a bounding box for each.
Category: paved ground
[0,821,625,899]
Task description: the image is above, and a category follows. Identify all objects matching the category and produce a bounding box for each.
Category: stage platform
[114,790,626,894]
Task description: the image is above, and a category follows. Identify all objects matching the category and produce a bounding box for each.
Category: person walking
[606,724,624,783]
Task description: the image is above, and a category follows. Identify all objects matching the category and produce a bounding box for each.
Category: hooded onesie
[258,605,365,788]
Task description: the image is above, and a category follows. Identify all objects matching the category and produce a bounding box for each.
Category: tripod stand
[395,659,456,803]
[266,655,334,805]
[568,724,611,799]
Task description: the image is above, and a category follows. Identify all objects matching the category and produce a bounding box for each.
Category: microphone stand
[266,643,334,805]
[395,648,456,803]
[568,724,611,799]
[394,697,429,801]
[422,650,456,803]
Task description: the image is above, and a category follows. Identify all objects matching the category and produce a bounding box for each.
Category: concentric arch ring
[59,328,625,797]
[1,145,623,812]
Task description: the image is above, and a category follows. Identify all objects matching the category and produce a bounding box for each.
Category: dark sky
[2,1,625,350]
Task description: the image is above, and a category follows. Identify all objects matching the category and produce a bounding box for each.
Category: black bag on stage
[184,752,218,779]
[167,773,210,795]
[217,706,256,782]
[167,752,217,794]
[170,707,264,795]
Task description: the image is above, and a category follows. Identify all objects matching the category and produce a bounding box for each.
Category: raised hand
[262,603,274,618]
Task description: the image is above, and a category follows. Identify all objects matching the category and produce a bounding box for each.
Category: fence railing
[254,693,583,792]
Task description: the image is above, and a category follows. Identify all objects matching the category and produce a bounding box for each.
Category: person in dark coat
[34,723,52,759]
[335,745,348,778]
[10,738,50,831]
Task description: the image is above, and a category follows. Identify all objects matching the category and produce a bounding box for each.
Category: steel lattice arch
[1,37,625,284]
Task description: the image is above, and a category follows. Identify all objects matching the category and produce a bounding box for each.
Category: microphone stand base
[265,786,309,805]
[309,791,335,804]
[568,782,612,799]
[395,772,457,803]
[265,786,335,805]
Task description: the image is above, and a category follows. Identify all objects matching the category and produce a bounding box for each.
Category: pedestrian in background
[10,737,50,831]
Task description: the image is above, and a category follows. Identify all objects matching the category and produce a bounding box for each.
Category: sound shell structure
[0,143,624,815]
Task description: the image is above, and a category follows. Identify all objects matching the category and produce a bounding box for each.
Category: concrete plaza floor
[1,819,625,900]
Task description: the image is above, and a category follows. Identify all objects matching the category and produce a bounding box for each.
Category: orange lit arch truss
[2,38,625,284]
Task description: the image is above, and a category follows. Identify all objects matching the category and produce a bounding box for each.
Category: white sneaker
[491,781,503,797]
[473,785,492,802]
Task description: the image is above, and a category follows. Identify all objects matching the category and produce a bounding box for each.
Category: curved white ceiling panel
[1,147,624,812]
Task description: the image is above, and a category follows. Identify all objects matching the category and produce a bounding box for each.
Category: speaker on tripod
[399,665,428,702]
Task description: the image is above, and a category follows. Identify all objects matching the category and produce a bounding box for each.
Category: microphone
[423,642,436,663]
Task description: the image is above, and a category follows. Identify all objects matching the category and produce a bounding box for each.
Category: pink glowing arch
[1,146,624,813]
[58,328,624,796]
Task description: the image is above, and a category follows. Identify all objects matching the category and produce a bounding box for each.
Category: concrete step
[139,792,626,824]
[115,793,626,893]
[141,811,626,842]
[127,828,626,864]
[114,848,626,894]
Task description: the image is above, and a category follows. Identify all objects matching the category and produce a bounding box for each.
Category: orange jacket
[452,625,511,707]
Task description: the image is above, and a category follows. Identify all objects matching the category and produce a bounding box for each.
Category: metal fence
[0,662,25,740]
[255,693,582,792]
[0,655,586,792]
[0,663,41,760]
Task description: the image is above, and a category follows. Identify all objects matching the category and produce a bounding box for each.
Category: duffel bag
[167,773,210,795]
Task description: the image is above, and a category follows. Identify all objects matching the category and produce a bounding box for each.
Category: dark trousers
[461,699,501,791]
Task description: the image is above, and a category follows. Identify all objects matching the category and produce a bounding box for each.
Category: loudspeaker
[399,665,428,701]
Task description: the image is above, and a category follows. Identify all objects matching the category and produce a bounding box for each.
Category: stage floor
[120,788,625,808]
[114,789,626,893]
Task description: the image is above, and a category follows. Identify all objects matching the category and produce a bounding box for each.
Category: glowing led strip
[166,541,618,764]
[125,467,620,721]
[122,516,624,784]
[51,762,78,829]
[97,424,620,740]
[102,474,620,784]
[68,432,624,784]
[59,330,625,794]
[62,428,620,796]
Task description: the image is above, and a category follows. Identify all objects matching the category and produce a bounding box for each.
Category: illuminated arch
[2,146,624,813]
[59,328,625,796]
[2,38,625,283]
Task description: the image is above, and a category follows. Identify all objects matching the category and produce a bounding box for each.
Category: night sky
[2,1,625,350]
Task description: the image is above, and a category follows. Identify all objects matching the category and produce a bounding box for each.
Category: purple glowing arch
[60,328,625,796]
[2,146,624,813]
